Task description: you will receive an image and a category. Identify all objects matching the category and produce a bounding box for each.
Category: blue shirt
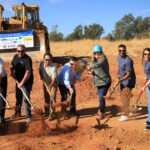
[58,63,82,89]
[117,55,136,88]
[144,61,150,80]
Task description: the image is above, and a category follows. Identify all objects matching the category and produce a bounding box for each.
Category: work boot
[10,112,21,119]
[48,112,57,121]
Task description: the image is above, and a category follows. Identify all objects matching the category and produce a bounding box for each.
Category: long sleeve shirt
[58,63,82,89]
[0,58,6,78]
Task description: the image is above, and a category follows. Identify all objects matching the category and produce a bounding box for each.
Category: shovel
[16,80,35,110]
[0,93,15,109]
[104,79,119,100]
[130,81,147,112]
[130,90,143,112]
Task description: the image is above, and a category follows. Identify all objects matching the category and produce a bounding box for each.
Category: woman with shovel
[0,57,7,126]
[141,48,150,130]
[88,44,111,120]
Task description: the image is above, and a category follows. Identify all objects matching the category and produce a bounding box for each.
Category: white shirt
[0,58,7,77]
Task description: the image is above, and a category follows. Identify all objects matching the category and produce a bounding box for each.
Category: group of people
[0,44,87,125]
[0,44,150,131]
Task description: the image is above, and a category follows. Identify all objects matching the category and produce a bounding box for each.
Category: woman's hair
[142,48,150,65]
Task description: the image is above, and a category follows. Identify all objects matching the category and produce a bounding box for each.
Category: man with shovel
[39,53,58,120]
[0,57,7,125]
[117,44,136,122]
[10,44,34,123]
[58,57,87,119]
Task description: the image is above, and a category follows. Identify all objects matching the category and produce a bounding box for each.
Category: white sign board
[0,30,34,50]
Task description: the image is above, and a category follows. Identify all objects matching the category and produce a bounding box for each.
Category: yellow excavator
[0,3,50,53]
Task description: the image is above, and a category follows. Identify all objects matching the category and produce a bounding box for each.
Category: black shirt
[11,54,34,86]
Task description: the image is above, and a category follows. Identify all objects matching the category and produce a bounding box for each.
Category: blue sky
[0,0,150,37]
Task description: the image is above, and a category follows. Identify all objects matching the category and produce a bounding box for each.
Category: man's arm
[17,70,31,89]
[118,71,131,83]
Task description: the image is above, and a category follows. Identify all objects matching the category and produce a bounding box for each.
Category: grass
[50,38,150,57]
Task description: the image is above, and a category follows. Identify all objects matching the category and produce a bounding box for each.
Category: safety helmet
[93,44,103,53]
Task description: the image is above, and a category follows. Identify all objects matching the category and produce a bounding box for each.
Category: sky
[0,0,150,37]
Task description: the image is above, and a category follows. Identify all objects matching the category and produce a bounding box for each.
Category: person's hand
[17,82,23,89]
[141,86,146,92]
[115,79,120,87]
[69,87,73,95]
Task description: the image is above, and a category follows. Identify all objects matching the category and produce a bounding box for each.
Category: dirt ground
[0,55,150,150]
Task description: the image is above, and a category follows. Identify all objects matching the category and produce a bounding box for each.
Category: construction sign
[0,30,34,50]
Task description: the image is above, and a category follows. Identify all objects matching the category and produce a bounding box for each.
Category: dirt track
[0,55,150,150]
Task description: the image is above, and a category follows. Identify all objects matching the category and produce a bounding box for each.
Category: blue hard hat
[93,44,103,53]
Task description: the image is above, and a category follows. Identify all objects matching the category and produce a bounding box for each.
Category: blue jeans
[15,84,32,118]
[97,83,111,113]
[59,84,76,113]
[0,76,7,120]
[147,85,150,127]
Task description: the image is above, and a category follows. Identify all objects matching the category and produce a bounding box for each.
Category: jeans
[59,84,76,113]
[15,84,32,118]
[0,76,7,120]
[147,85,150,127]
[97,83,111,113]
[43,84,57,114]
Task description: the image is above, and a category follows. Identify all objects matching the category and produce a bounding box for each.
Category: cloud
[141,9,150,13]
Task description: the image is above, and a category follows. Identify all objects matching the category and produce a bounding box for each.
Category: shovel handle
[0,93,10,108]
[16,80,34,109]
[135,80,147,105]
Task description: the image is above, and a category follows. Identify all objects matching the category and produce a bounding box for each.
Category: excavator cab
[0,3,50,53]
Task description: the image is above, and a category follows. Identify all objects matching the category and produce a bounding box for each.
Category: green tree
[114,14,135,40]
[84,23,104,39]
[65,25,83,41]
[106,33,115,41]
[49,31,64,41]
[134,16,150,39]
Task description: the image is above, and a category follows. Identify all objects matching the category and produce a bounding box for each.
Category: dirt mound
[13,143,32,150]
[33,108,43,116]
[26,118,49,137]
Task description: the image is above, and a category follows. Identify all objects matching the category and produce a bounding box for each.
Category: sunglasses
[17,50,24,53]
[144,53,150,56]
[118,49,125,52]
[45,59,51,61]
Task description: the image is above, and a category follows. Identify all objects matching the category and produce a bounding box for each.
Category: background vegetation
[49,13,150,41]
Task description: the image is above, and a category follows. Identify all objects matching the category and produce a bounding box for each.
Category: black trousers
[0,76,7,119]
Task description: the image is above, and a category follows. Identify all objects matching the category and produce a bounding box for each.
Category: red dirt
[0,55,150,150]
[26,118,49,137]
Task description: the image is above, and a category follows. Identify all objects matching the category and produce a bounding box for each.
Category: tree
[65,25,83,41]
[49,31,64,41]
[65,23,104,41]
[106,33,115,41]
[134,16,150,39]
[113,14,150,40]
[84,23,104,39]
[114,14,135,40]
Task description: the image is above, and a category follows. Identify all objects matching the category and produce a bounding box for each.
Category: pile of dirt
[33,108,43,116]
[26,118,49,137]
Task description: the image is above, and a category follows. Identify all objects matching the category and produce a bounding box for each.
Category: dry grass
[50,38,150,57]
